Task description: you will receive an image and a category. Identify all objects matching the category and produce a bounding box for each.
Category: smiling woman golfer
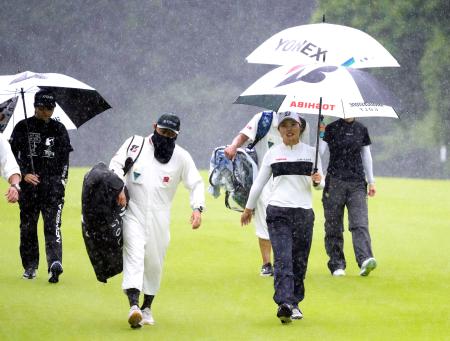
[241,111,324,324]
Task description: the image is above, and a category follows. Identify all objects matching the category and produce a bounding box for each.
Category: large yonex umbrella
[246,22,400,69]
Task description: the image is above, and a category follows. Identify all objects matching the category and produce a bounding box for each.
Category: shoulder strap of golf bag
[247,111,274,149]
[122,135,145,176]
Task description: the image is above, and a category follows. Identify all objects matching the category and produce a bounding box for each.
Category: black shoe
[260,262,274,277]
[48,261,63,283]
[277,303,293,324]
[23,268,36,280]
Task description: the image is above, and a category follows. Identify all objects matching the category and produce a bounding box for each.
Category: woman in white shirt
[241,111,324,324]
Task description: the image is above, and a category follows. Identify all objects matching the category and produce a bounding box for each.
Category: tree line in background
[312,0,450,177]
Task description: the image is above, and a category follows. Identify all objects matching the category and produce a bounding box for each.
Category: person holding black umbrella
[321,117,377,277]
[9,89,73,282]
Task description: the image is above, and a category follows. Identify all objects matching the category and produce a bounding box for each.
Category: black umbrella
[0,71,111,173]
[0,71,111,136]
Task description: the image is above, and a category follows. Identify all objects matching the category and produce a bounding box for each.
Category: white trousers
[122,209,170,295]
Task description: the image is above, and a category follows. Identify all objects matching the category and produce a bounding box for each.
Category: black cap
[34,89,56,108]
[156,113,180,134]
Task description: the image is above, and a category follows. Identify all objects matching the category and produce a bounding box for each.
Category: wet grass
[0,169,449,340]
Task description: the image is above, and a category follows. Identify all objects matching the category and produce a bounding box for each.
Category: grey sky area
[1,1,447,178]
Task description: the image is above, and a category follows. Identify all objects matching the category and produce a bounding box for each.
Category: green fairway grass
[0,168,449,340]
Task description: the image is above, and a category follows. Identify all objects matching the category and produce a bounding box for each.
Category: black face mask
[151,130,177,164]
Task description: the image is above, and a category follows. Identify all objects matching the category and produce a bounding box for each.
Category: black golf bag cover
[81,162,125,283]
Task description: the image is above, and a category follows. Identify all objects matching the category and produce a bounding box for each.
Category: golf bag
[81,136,144,283]
[208,111,272,211]
[81,162,125,283]
[208,146,258,212]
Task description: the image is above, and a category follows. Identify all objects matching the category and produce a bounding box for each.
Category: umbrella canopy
[0,71,111,137]
[234,64,399,119]
[246,23,400,69]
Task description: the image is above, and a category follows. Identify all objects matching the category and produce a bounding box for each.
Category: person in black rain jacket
[10,89,73,283]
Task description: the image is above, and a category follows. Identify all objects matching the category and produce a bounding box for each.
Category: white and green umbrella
[246,23,400,69]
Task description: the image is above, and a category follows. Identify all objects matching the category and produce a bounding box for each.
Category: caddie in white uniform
[109,113,205,328]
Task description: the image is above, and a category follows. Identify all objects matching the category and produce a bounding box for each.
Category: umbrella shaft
[20,88,35,174]
[314,97,323,173]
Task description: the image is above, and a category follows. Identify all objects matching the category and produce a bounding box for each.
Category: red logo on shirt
[276,157,287,161]
[246,125,253,130]
[163,176,170,183]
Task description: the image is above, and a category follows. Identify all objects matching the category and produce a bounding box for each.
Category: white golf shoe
[360,258,377,276]
[128,305,142,328]
[332,269,346,277]
[140,307,155,326]
[291,306,303,320]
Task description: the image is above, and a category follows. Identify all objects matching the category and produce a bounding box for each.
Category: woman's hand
[311,172,322,186]
[241,208,253,226]
[368,183,376,197]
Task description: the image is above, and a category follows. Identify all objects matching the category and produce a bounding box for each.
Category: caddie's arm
[181,153,205,230]
[116,188,127,207]
[191,208,202,229]
[224,133,249,160]
[6,173,21,203]
[109,137,134,182]
[110,138,134,207]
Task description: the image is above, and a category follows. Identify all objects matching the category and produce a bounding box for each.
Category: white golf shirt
[240,111,282,164]
[246,142,324,210]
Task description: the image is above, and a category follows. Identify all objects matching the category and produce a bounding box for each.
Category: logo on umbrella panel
[275,39,327,62]
[349,103,383,112]
[349,102,382,107]
[277,66,338,87]
[290,101,336,111]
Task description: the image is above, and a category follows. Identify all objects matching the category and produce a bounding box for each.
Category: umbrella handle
[20,88,35,174]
